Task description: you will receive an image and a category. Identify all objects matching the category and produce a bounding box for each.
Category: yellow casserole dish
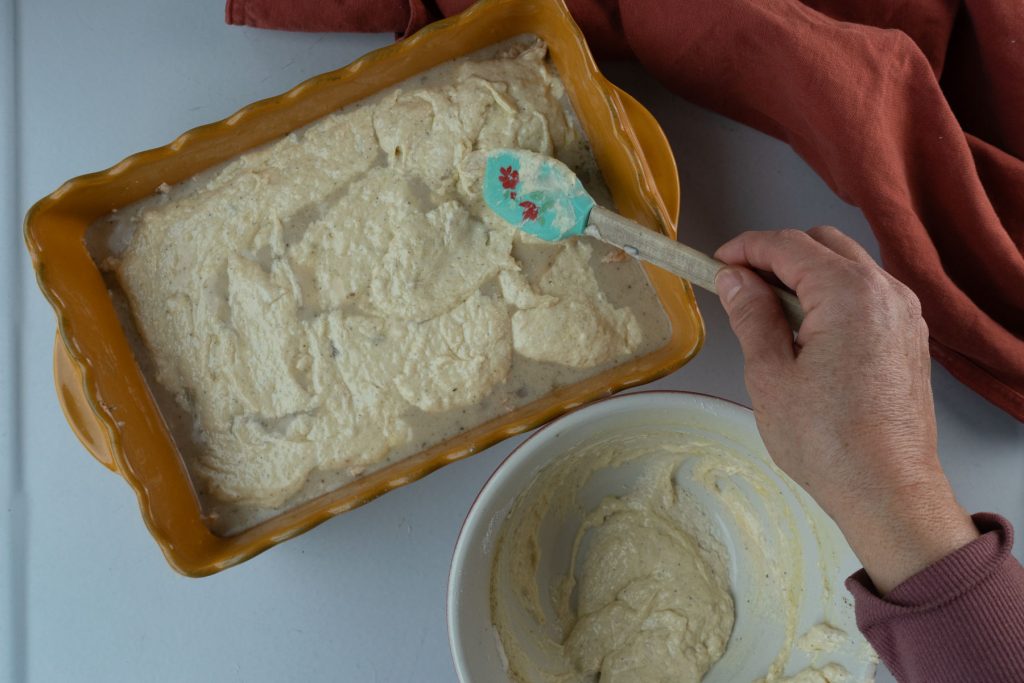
[26,0,704,576]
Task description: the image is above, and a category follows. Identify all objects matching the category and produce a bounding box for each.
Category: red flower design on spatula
[499,166,519,190]
[519,200,539,221]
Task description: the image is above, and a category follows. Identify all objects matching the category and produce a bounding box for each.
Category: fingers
[808,226,917,307]
[806,225,876,266]
[714,229,847,296]
[715,266,795,370]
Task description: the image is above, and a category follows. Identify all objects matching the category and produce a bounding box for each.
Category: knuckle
[778,228,810,244]
[848,263,886,296]
[816,263,887,321]
[718,231,757,260]
[825,262,873,301]
[864,269,892,298]
[916,315,930,340]
[898,283,923,317]
[878,274,925,321]
[726,230,759,249]
[807,224,841,239]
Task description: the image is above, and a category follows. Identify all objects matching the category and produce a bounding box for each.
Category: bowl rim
[445,389,755,681]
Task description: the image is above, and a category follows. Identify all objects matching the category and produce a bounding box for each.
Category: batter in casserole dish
[90,38,671,532]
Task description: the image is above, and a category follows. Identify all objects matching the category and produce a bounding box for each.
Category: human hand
[714,227,978,594]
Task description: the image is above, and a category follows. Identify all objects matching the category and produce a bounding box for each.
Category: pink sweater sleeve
[846,513,1024,682]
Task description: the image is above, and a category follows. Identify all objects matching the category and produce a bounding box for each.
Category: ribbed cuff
[846,513,1024,682]
[848,513,1010,621]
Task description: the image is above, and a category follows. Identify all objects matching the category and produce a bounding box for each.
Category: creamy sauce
[772,664,850,683]
[796,624,847,656]
[768,624,853,683]
[490,431,863,683]
[87,38,671,534]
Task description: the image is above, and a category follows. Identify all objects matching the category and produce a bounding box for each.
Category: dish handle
[610,85,680,228]
[53,333,118,473]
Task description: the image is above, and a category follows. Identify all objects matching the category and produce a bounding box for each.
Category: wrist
[832,481,979,595]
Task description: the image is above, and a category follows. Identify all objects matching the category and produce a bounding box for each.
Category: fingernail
[715,268,743,305]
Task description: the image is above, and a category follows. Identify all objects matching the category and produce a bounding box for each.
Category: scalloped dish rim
[24,0,704,576]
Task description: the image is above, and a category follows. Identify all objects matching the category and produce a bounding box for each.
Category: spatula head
[482,150,595,241]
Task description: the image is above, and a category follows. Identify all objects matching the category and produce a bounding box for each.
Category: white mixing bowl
[447,391,876,682]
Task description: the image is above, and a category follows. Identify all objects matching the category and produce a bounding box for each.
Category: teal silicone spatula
[483,149,804,329]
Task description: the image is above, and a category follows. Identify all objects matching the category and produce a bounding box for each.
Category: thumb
[715,266,795,369]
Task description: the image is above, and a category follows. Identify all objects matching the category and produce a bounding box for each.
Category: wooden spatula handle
[587,206,804,330]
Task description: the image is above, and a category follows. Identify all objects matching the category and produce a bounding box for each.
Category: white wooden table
[2,1,1021,680]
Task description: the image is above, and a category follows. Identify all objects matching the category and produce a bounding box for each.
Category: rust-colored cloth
[226,0,1024,420]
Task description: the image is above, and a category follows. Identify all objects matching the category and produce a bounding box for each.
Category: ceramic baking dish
[25,0,704,576]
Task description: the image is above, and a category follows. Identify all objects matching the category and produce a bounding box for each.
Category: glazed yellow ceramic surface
[30,0,703,576]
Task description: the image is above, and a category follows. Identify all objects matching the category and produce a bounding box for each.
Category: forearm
[847,514,1024,683]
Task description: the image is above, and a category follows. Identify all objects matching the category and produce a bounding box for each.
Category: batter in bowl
[491,431,857,682]
[561,459,734,682]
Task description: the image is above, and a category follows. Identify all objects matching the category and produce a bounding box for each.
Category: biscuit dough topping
[110,41,657,509]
